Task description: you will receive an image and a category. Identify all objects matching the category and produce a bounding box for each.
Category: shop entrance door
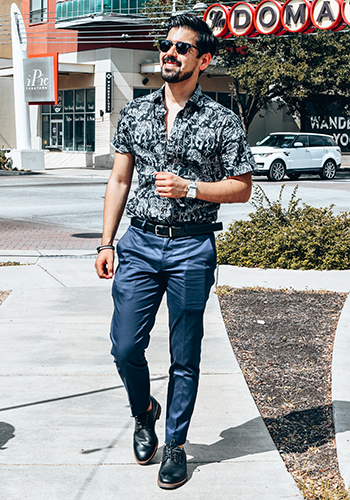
[51,120,63,148]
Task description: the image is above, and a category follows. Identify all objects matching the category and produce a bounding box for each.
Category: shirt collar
[152,83,205,110]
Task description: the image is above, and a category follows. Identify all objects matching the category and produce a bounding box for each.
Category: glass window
[203,91,241,113]
[51,91,63,114]
[74,114,85,151]
[42,88,94,152]
[133,88,151,99]
[64,115,74,151]
[133,88,159,99]
[86,114,95,151]
[86,89,95,112]
[232,100,239,115]
[30,0,47,22]
[75,90,85,112]
[258,134,296,148]
[218,92,232,110]
[64,90,74,112]
[309,135,324,147]
[42,115,50,149]
[294,135,309,147]
[50,120,63,148]
[204,91,216,100]
[324,136,335,146]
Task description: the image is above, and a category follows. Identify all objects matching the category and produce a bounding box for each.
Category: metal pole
[10,3,31,150]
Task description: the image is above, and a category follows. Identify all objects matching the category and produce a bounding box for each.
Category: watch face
[187,186,196,198]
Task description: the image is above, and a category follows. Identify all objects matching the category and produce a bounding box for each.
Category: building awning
[140,62,161,74]
[55,14,148,30]
[58,62,95,74]
[0,62,94,77]
[0,67,13,77]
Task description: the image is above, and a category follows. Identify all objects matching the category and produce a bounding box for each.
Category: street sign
[106,72,113,113]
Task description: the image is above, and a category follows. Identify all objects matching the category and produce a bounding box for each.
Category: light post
[10,3,46,170]
[10,3,31,151]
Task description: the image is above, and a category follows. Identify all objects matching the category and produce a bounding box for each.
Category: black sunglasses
[158,39,199,55]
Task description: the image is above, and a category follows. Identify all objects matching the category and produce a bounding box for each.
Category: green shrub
[216,184,350,270]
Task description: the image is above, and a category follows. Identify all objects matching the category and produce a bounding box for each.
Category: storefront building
[1,0,299,168]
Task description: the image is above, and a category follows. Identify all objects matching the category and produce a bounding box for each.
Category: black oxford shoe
[133,396,161,465]
[157,440,187,489]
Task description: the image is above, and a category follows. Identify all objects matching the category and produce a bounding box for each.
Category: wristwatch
[186,181,197,199]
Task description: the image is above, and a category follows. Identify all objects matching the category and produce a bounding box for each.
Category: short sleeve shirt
[111,84,256,225]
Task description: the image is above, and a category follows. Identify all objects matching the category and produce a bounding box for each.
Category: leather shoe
[133,396,161,465]
[158,440,187,489]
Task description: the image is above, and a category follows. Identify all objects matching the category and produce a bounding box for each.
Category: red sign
[204,0,350,36]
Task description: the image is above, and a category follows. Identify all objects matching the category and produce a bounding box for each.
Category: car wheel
[319,160,336,180]
[268,160,286,181]
[287,173,301,181]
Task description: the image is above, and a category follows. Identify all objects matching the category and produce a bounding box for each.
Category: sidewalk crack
[37,264,67,288]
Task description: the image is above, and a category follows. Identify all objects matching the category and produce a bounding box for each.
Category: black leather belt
[131,217,223,239]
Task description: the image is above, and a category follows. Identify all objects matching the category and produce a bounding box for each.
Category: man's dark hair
[166,14,217,57]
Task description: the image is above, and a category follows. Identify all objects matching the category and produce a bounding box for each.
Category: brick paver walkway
[0,218,102,251]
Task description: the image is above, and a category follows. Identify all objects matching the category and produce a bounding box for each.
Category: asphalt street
[0,168,349,241]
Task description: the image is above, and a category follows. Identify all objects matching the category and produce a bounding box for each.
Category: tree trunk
[231,79,248,134]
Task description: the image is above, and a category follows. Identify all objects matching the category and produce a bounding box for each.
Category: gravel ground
[218,287,349,499]
[0,291,11,306]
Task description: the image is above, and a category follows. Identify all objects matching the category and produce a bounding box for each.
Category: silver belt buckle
[155,225,172,237]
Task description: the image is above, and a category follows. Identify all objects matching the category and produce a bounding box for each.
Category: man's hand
[155,172,189,198]
[95,248,115,279]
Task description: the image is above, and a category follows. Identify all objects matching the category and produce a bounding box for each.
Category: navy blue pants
[110,225,216,446]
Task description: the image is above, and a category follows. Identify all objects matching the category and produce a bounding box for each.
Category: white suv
[251,132,342,181]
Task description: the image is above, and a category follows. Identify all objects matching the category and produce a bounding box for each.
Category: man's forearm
[100,152,134,245]
[196,173,252,204]
[101,177,131,245]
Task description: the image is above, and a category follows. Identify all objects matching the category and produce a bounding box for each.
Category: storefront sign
[227,3,257,36]
[24,53,58,104]
[281,0,314,33]
[105,72,113,113]
[254,0,286,35]
[204,0,350,36]
[302,100,350,152]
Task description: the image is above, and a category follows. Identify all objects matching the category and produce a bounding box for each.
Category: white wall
[0,76,16,148]
[248,102,300,146]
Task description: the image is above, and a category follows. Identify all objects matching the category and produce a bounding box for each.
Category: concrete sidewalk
[0,254,302,500]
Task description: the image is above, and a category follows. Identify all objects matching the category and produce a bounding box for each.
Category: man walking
[95,13,255,489]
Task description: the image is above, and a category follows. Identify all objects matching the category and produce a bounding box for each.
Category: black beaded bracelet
[96,244,115,253]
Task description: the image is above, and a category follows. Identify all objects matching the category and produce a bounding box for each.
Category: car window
[323,136,335,146]
[257,134,295,148]
[294,135,309,147]
[309,135,325,147]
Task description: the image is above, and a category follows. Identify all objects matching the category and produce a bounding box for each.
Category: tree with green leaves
[143,0,350,134]
[216,30,350,133]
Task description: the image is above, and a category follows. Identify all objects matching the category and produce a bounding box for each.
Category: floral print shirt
[111,84,256,224]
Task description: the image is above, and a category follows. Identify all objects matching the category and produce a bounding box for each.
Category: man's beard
[161,56,195,83]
